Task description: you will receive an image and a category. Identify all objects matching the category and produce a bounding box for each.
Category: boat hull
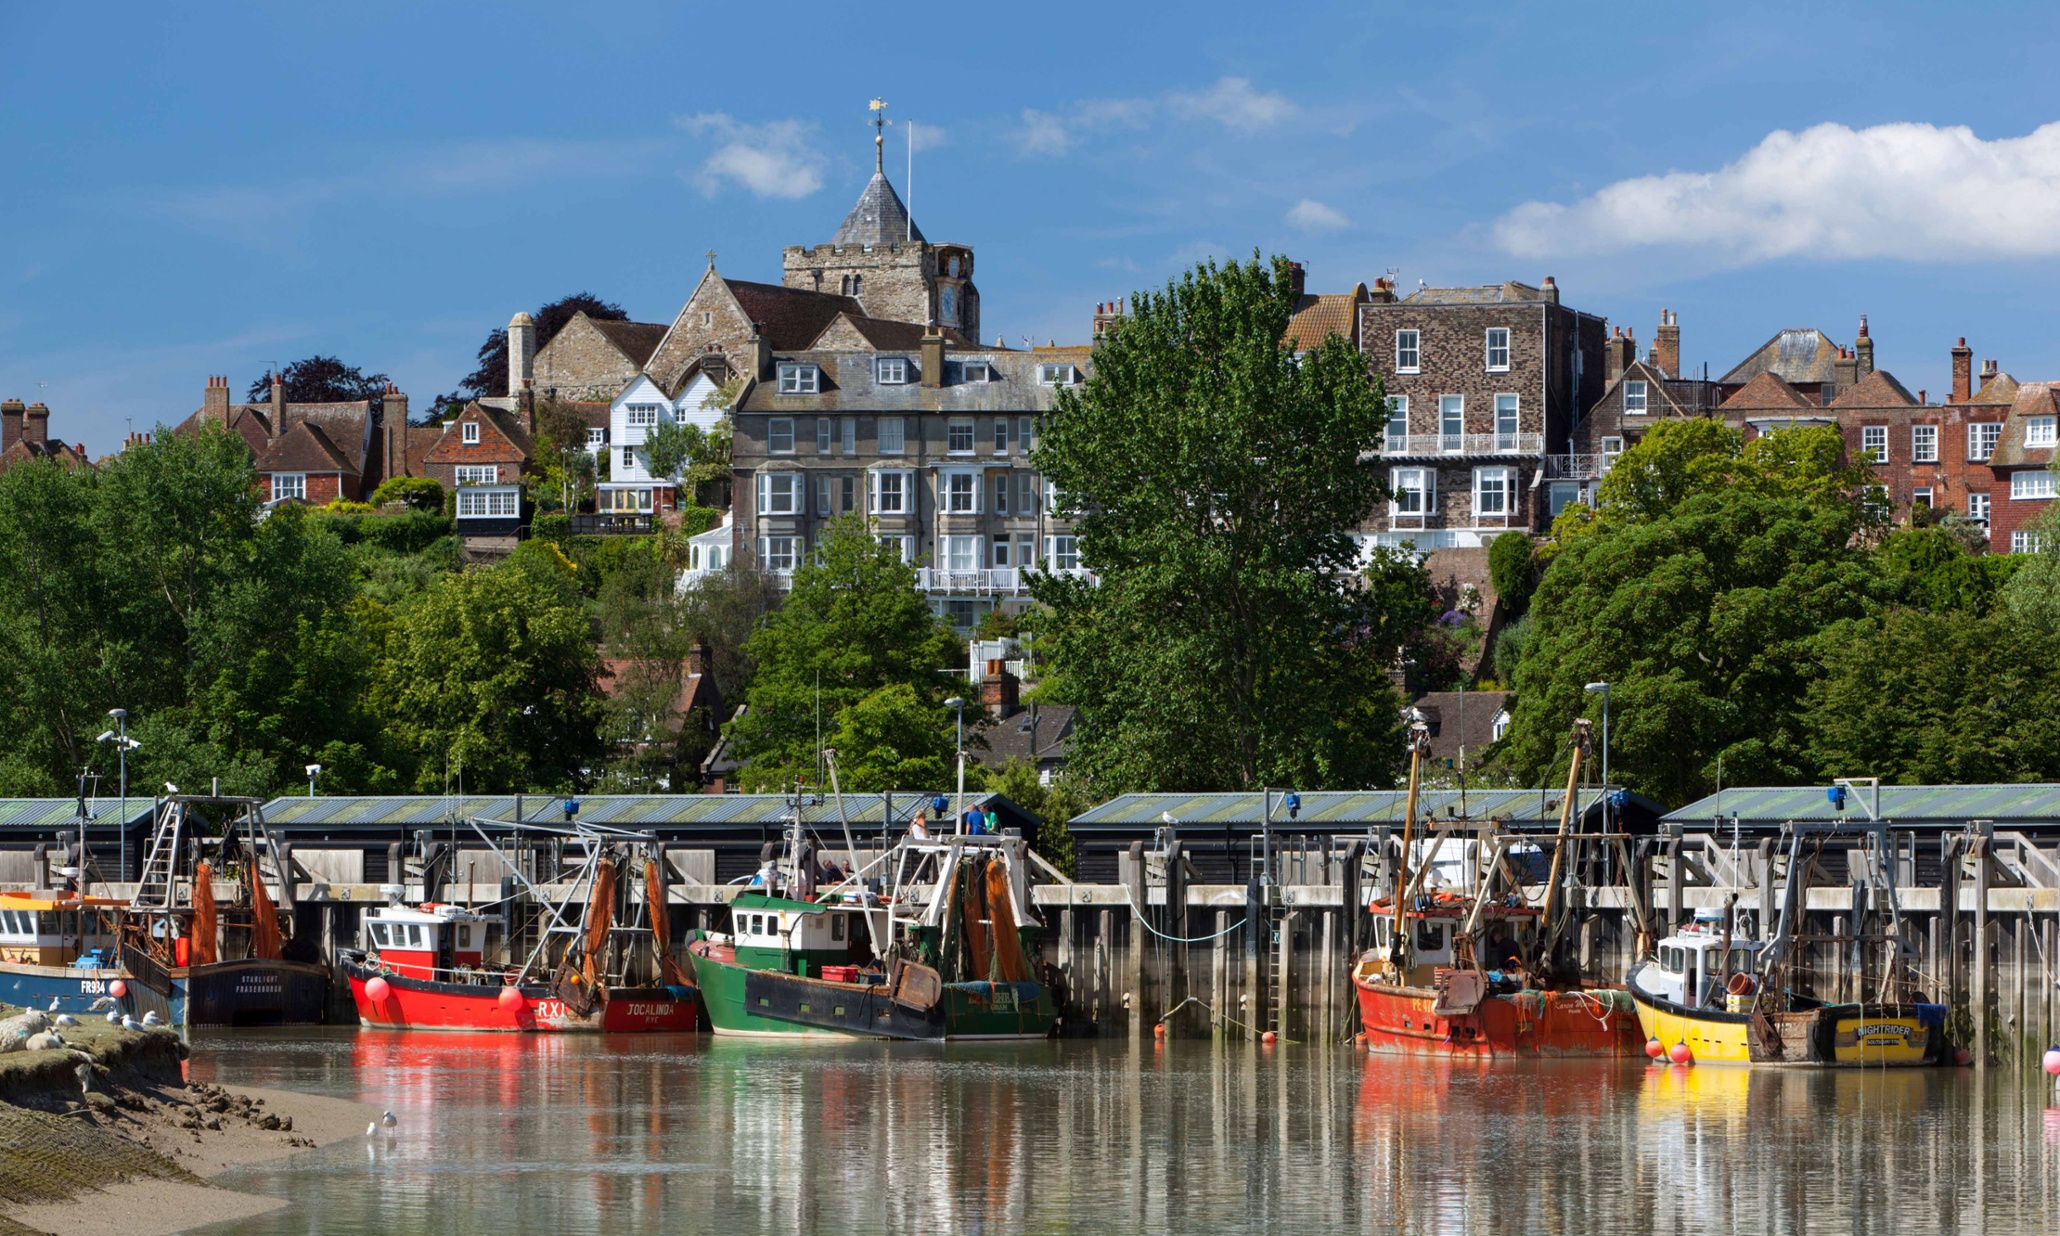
[181,958,330,1028]
[343,959,698,1033]
[0,962,185,1029]
[1626,969,1944,1066]
[1355,978,1640,1057]
[689,943,1056,1041]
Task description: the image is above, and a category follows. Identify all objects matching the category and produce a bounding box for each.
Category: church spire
[835,100,922,246]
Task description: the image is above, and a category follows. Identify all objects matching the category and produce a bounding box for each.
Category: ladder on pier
[131,799,187,910]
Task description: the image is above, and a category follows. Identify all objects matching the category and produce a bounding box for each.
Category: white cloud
[1014,109,1074,157]
[1285,199,1351,231]
[676,113,825,199]
[1167,77,1297,131]
[1495,120,2060,264]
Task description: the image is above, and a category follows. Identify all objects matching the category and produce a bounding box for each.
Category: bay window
[1390,467,1435,516]
[869,470,909,515]
[1473,467,1514,519]
[271,473,305,502]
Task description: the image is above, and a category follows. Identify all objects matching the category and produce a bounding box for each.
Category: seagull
[76,1062,93,1094]
[140,1011,162,1027]
[105,1009,121,1024]
[380,1111,397,1129]
[47,997,61,1012]
[366,1122,377,1137]
[88,996,116,1012]
[120,1015,139,1031]
[55,1014,79,1027]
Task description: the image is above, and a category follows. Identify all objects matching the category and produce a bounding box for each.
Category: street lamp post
[944,697,968,834]
[1583,682,1611,830]
[98,709,134,885]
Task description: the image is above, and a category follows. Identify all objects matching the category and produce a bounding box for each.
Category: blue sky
[8,2,2060,454]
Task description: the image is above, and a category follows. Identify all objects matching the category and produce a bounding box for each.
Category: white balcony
[1382,433,1543,457]
[914,566,1099,596]
[1542,452,1617,481]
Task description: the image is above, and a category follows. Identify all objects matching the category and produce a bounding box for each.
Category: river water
[186,1030,2060,1234]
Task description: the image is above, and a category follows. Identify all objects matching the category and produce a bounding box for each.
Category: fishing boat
[688,760,1058,1040]
[1353,718,1643,1057]
[117,796,330,1031]
[0,891,178,1024]
[1626,819,1949,1067]
[342,828,698,1033]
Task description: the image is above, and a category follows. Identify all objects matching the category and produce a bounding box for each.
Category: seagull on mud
[140,1011,162,1027]
[47,997,61,1013]
[365,1122,378,1137]
[381,1111,397,1129]
[120,1014,139,1031]
[76,1062,93,1094]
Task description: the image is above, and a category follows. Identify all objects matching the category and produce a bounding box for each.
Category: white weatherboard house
[599,369,725,514]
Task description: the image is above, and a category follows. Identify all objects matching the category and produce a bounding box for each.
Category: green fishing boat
[688,823,1058,1041]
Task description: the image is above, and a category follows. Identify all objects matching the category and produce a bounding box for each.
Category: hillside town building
[0,400,89,474]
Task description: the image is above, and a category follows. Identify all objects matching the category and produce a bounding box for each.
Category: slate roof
[1829,369,1921,408]
[585,319,669,367]
[736,348,1077,415]
[726,280,865,350]
[832,172,924,247]
[1665,784,2060,829]
[254,422,358,475]
[812,313,973,352]
[1721,371,1815,411]
[257,792,1036,832]
[1412,691,1509,764]
[973,705,1076,769]
[1720,329,1842,387]
[1284,286,1370,350]
[1399,282,1555,306]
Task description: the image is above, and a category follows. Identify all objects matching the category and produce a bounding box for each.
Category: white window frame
[2010,470,2056,500]
[1017,416,1033,453]
[876,534,913,563]
[1037,363,1077,386]
[1969,423,2003,462]
[1389,466,1435,516]
[625,404,660,428]
[777,364,820,395]
[454,464,500,486]
[1385,396,1409,450]
[461,421,481,445]
[1861,425,1888,464]
[456,488,518,518]
[869,469,910,515]
[1048,535,1080,571]
[1600,437,1624,457]
[1623,380,1648,415]
[768,418,795,454]
[620,446,635,471]
[815,475,832,517]
[943,535,982,573]
[756,472,799,516]
[1968,492,1991,524]
[841,419,856,455]
[586,427,606,450]
[944,470,979,514]
[1438,395,1464,452]
[876,357,909,385]
[994,419,1010,454]
[816,418,832,454]
[1484,328,1511,373]
[1395,330,1420,374]
[271,472,306,503]
[2028,416,2058,448]
[1493,394,1519,449]
[1911,424,1938,463]
[1473,466,1514,519]
[991,539,1012,568]
[964,361,993,383]
[992,472,1011,515]
[878,417,905,455]
[1912,487,1933,514]
[2012,531,2049,554]
[758,536,800,573]
[947,419,976,455]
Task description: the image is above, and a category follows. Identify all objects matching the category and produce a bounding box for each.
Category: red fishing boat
[344,841,698,1034]
[1354,718,1642,1058]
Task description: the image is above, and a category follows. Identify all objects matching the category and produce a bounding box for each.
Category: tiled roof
[1829,369,1920,408]
[832,172,924,247]
[1284,286,1369,350]
[1970,372,2020,405]
[586,319,669,367]
[726,280,865,350]
[255,422,357,474]
[1991,382,2060,467]
[1721,371,1814,411]
[973,705,1075,768]
[1399,282,1554,306]
[1719,329,1841,387]
[420,404,534,464]
[1412,691,1509,764]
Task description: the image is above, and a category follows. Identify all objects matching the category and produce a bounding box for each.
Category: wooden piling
[1243,881,1261,1041]
[1213,909,1228,1040]
[1277,909,1297,1042]
[1974,835,1991,1065]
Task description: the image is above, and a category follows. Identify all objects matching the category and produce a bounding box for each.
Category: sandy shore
[0,1067,378,1236]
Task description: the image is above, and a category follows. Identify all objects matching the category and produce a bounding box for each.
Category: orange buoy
[1153,1022,1166,1039]
[1261,1031,1278,1045]
[1668,1041,1693,1065]
[1644,1038,1665,1060]
[365,976,392,1003]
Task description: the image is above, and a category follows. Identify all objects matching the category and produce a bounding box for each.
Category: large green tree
[371,543,605,791]
[1502,420,1882,803]
[1029,254,1407,793]
[727,517,958,792]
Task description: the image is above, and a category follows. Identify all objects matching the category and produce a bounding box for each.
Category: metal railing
[569,513,654,535]
[1542,453,1616,480]
[1382,432,1543,457]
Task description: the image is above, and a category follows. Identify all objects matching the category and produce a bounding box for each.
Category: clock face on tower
[940,285,957,325]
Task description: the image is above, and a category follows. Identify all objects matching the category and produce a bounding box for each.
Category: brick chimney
[1950,337,1972,403]
[1978,357,1999,393]
[1286,261,1307,298]
[269,373,286,439]
[1653,310,1680,379]
[981,659,1020,720]
[1833,346,1859,392]
[686,641,714,680]
[23,403,49,445]
[1540,275,1560,305]
[920,324,947,389]
[0,399,22,452]
[748,324,773,381]
[1854,314,1874,376]
[1605,327,1635,385]
[383,381,408,428]
[1092,298,1126,338]
[203,375,231,426]
[1367,277,1398,305]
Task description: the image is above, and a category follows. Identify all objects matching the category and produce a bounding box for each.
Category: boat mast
[1387,720,1431,974]
[822,748,890,962]
[1533,719,1591,973]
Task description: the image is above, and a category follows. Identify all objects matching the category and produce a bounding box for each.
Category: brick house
[1986,381,2058,553]
[1359,276,1607,548]
[0,400,89,474]
[418,403,534,533]
[177,374,399,504]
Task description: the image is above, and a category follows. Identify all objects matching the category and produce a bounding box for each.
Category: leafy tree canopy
[728,517,959,792]
[826,684,957,793]
[1030,253,1409,793]
[246,356,390,405]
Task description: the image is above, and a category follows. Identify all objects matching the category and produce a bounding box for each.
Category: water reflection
[188,1031,2060,1235]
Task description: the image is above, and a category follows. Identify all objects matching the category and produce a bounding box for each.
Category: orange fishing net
[247,851,281,961]
[582,858,617,990]
[985,859,1029,983]
[191,861,219,967]
[960,861,991,982]
[645,855,689,987]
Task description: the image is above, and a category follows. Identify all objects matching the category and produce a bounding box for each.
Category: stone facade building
[1358,276,1607,548]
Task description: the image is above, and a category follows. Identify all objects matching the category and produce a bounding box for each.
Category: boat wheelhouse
[0,893,176,1023]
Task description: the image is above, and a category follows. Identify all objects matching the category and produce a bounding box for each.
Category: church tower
[782,106,979,341]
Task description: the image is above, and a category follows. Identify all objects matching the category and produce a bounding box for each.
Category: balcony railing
[1541,453,1616,481]
[569,513,654,535]
[1382,432,1543,457]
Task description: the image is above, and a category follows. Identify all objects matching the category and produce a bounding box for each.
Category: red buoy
[365,976,392,1003]
[2044,1048,2060,1077]
[1261,1031,1278,1045]
[1645,1038,1665,1060]
[1954,1046,1974,1067]
[1153,1022,1166,1039]
[109,980,127,999]
[498,986,523,1012]
[1668,1042,1693,1065]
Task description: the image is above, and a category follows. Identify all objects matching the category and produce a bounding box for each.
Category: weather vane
[869,98,888,172]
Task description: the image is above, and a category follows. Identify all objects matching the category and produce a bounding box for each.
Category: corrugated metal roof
[259,793,1027,832]
[1071,789,1647,829]
[0,799,158,832]
[1664,784,2060,827]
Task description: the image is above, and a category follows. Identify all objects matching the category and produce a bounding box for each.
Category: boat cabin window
[1661,946,1684,974]
[454,925,473,950]
[831,915,846,942]
[1414,921,1446,952]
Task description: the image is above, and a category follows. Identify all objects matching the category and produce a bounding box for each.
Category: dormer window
[876,357,909,384]
[1623,381,1648,414]
[961,361,992,383]
[462,421,480,445]
[1038,363,1077,386]
[778,364,820,395]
